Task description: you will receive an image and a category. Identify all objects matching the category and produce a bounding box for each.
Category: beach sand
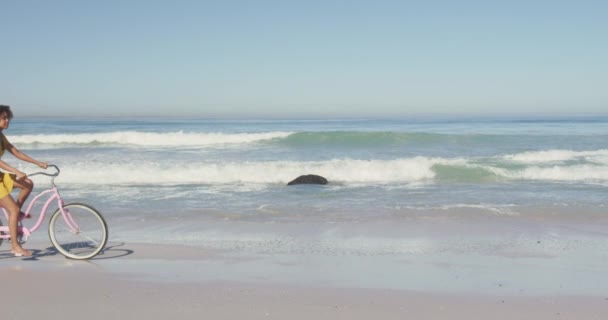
[1,241,606,320]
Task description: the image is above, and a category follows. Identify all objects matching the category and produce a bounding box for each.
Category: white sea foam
[504,149,608,163]
[48,157,463,185]
[505,165,608,181]
[587,154,608,165]
[437,204,519,215]
[11,131,293,148]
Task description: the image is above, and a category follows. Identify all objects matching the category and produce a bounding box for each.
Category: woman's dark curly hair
[0,105,13,120]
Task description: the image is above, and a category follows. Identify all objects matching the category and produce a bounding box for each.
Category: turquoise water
[5,116,608,253]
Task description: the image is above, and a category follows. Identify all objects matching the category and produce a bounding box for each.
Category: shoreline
[2,241,607,319]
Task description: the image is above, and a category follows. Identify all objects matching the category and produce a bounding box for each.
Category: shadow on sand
[0,242,134,261]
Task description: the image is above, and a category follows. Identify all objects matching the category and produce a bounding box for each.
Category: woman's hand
[37,161,48,169]
[15,170,27,180]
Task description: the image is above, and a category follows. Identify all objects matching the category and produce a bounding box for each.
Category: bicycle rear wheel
[49,203,108,260]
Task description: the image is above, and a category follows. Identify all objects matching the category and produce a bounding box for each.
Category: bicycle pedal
[19,212,32,219]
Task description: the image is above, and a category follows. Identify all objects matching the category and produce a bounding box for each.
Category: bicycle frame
[0,186,67,241]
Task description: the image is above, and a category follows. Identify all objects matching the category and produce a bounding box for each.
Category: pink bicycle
[0,165,108,259]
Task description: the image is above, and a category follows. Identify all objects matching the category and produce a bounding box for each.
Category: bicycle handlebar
[27,164,60,178]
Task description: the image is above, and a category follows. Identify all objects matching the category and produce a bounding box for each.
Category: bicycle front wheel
[49,203,108,260]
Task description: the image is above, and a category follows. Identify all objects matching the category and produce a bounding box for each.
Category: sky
[1,0,607,118]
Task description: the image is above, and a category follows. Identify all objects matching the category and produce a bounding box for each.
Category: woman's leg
[0,194,31,256]
[12,178,33,209]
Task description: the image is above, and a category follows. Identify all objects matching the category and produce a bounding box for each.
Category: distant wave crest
[16,131,606,152]
[11,131,294,148]
[12,130,465,149]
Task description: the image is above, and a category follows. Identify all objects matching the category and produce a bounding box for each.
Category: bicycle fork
[57,200,82,234]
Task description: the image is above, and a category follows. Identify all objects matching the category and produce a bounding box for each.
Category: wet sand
[1,241,606,320]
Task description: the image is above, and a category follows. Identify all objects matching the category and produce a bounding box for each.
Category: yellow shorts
[0,172,15,199]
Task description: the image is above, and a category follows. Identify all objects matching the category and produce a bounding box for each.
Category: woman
[0,105,48,257]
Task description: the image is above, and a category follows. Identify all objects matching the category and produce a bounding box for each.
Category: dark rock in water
[287,174,328,186]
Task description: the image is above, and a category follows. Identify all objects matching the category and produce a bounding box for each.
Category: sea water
[7,116,608,260]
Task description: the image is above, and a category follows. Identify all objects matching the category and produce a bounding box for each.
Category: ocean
[6,116,608,266]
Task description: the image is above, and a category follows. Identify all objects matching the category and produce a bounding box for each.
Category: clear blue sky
[1,0,607,118]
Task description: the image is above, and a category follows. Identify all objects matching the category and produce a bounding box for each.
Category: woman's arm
[0,159,27,179]
[5,141,48,170]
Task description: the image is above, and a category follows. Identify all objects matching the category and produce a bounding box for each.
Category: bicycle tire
[48,203,108,260]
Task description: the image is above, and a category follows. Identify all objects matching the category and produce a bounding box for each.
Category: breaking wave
[42,150,608,186]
